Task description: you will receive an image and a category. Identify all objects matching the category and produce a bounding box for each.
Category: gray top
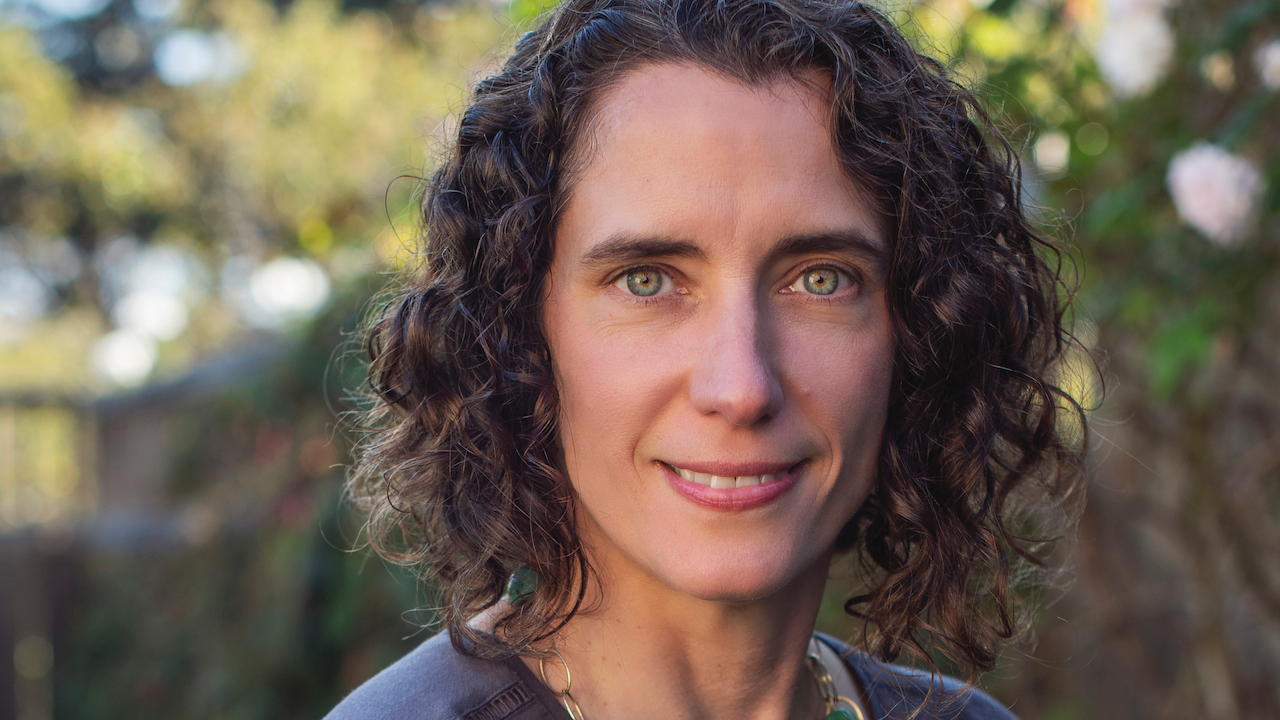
[324,631,1019,720]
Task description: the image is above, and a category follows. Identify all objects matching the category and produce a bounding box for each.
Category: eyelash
[608,263,860,303]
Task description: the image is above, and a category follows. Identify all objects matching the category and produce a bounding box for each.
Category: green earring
[506,565,540,606]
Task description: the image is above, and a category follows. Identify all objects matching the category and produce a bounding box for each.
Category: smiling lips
[670,466,785,489]
[663,461,802,510]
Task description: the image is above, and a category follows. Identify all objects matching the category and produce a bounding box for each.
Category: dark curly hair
[350,0,1088,681]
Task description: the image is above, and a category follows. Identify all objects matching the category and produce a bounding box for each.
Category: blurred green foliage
[0,0,508,391]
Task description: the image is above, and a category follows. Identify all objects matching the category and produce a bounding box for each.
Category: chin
[658,551,818,605]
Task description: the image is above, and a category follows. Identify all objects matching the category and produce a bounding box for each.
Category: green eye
[802,268,841,295]
[625,269,664,296]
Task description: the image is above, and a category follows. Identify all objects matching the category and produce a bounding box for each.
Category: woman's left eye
[788,267,849,296]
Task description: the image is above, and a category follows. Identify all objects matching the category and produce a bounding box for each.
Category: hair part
[350,0,1088,681]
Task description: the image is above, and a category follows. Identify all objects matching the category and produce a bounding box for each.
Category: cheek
[551,311,677,472]
[787,327,893,409]
[781,316,894,458]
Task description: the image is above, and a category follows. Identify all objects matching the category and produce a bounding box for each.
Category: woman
[330,0,1086,718]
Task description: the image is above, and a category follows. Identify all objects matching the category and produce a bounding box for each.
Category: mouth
[668,466,790,489]
[661,460,804,510]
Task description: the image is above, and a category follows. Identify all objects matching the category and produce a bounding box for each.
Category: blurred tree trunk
[1009,278,1280,720]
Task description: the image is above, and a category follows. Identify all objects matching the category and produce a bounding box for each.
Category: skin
[534,63,894,720]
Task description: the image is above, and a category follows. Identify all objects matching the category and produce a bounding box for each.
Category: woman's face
[543,63,894,603]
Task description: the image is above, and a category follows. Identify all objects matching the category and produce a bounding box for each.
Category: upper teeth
[673,467,782,488]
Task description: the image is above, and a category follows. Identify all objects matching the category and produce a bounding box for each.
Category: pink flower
[1094,12,1174,97]
[1255,40,1280,91]
[1166,144,1264,247]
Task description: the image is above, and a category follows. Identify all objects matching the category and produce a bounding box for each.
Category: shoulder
[815,634,1020,720]
[323,631,548,720]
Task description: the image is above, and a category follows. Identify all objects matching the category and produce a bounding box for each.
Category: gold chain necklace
[537,637,867,720]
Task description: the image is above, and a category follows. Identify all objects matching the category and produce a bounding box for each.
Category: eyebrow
[579,234,707,267]
[770,229,888,276]
[577,228,887,274]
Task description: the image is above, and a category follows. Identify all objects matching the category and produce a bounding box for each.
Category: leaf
[1084,183,1145,239]
[509,0,559,24]
[1147,303,1218,397]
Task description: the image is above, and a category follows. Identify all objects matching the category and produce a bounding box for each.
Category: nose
[688,291,784,426]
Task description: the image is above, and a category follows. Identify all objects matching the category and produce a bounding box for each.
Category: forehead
[556,63,886,257]
[573,63,839,185]
[589,63,833,152]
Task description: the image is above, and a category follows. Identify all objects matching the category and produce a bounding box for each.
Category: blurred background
[0,0,1275,717]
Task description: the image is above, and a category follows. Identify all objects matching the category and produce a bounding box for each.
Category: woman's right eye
[614,268,669,297]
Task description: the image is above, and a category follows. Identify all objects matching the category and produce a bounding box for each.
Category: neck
[525,544,837,720]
